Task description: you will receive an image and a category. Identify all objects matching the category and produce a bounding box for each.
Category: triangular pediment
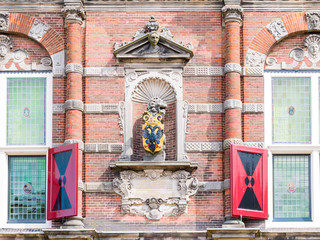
[113,17,193,63]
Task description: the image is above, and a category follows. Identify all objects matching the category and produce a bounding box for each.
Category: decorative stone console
[112,167,198,220]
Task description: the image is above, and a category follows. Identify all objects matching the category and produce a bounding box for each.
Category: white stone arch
[121,70,188,162]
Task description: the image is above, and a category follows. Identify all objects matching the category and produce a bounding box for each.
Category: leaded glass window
[272,77,311,144]
[8,156,46,223]
[7,78,46,145]
[273,155,311,221]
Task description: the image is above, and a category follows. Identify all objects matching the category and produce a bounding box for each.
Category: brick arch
[245,12,308,66]
[7,13,64,55]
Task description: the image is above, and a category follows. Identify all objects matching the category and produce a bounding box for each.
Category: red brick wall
[85,12,223,67]
[10,9,312,231]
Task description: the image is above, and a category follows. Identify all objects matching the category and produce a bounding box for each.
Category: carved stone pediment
[112,169,198,220]
[113,17,193,63]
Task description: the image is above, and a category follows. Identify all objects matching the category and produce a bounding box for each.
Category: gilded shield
[142,112,164,154]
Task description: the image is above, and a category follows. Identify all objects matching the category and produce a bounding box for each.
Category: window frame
[265,71,320,228]
[0,71,52,228]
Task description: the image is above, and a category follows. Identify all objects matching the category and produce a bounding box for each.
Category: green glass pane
[273,155,311,221]
[8,156,46,223]
[7,78,46,145]
[272,77,311,143]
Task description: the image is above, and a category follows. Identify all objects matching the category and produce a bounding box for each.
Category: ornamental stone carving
[62,0,86,24]
[112,170,198,220]
[114,16,193,62]
[245,49,266,68]
[266,19,288,41]
[146,16,159,32]
[51,50,65,76]
[0,35,52,71]
[223,99,242,110]
[223,138,243,150]
[266,34,320,70]
[221,5,243,26]
[0,12,9,31]
[224,63,241,74]
[28,19,50,41]
[130,73,178,103]
[306,11,320,31]
[305,34,320,62]
[142,97,167,161]
[66,62,83,74]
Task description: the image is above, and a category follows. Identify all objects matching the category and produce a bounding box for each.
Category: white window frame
[265,71,320,228]
[0,71,52,228]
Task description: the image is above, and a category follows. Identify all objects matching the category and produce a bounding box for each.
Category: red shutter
[231,144,268,220]
[47,143,78,220]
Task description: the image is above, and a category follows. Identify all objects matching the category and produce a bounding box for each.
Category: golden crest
[142,112,164,154]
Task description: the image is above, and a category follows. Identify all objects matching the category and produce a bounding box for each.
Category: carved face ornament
[305,34,320,59]
[308,13,320,29]
[0,16,6,30]
[309,43,320,58]
[0,43,8,58]
[148,32,160,47]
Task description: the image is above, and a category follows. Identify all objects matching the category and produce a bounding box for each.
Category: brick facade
[1,1,320,239]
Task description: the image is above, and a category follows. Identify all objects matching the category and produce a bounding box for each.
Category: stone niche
[111,17,198,220]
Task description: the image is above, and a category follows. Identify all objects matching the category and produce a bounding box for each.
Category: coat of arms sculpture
[142,97,167,160]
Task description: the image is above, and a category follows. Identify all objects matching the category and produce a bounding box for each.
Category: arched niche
[121,71,189,162]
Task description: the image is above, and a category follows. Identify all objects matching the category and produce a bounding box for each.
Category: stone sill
[109,161,198,172]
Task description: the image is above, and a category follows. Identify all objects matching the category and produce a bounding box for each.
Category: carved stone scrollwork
[245,49,266,68]
[306,11,320,31]
[0,35,52,71]
[266,19,288,41]
[183,101,189,134]
[66,62,83,74]
[266,34,320,70]
[118,101,125,135]
[0,12,9,31]
[221,5,243,26]
[28,19,50,41]
[112,170,198,220]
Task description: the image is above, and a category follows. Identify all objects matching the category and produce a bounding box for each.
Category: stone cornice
[83,66,265,77]
[53,103,264,114]
[1,1,320,12]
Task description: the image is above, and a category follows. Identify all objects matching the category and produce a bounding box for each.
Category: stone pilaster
[221,3,244,228]
[61,0,85,229]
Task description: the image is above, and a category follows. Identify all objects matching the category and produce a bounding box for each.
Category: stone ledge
[208,228,259,239]
[109,161,198,172]
[84,180,229,193]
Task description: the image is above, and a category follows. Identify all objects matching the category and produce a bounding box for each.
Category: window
[265,71,320,228]
[273,155,311,221]
[0,71,52,228]
[7,77,46,145]
[8,156,46,223]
